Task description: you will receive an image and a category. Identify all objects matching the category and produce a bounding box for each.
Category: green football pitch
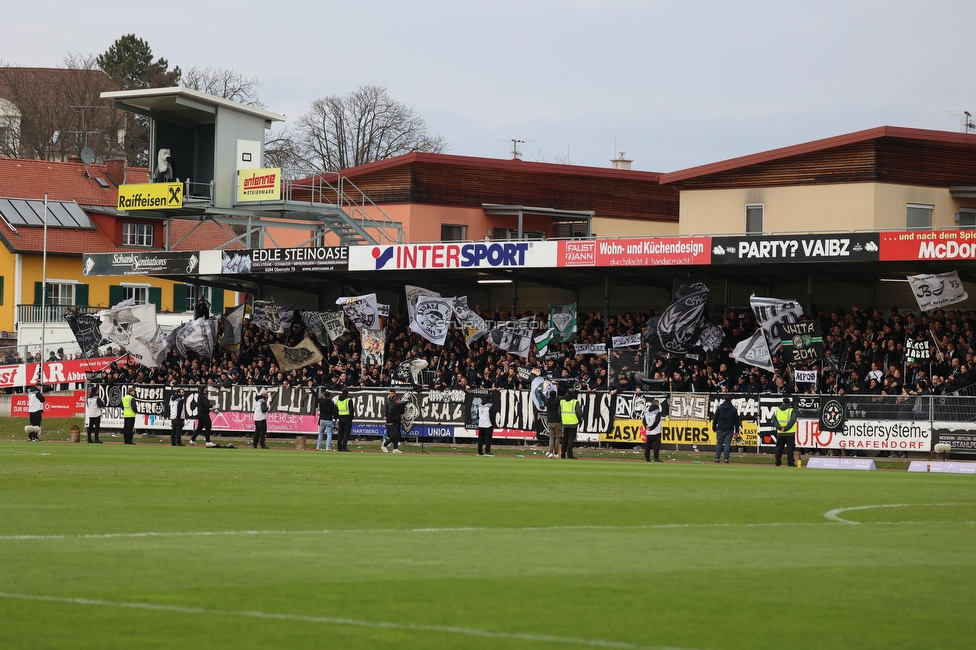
[0,442,973,650]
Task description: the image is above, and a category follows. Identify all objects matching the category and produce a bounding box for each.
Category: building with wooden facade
[661,126,976,235]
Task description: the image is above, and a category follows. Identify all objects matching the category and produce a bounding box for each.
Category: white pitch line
[2,516,974,542]
[0,521,821,541]
[823,503,972,524]
[0,592,689,650]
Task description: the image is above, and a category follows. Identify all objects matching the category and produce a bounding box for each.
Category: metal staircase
[282,174,403,246]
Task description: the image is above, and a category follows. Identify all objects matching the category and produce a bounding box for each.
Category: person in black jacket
[168,388,186,447]
[189,386,215,447]
[711,394,740,464]
[381,390,406,453]
[545,387,563,458]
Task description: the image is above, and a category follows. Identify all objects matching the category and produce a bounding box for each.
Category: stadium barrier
[83,383,976,455]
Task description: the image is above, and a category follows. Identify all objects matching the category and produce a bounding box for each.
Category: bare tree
[294,85,447,171]
[181,66,265,107]
[0,55,124,162]
[264,126,310,178]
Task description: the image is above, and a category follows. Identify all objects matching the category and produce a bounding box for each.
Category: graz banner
[220,247,348,274]
[711,233,879,264]
[83,251,200,277]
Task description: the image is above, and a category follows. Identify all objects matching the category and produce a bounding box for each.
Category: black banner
[82,251,200,276]
[711,234,880,264]
[780,320,824,363]
[820,395,847,432]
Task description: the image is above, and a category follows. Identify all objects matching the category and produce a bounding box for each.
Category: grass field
[0,439,973,650]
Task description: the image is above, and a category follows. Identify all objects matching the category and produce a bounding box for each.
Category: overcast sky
[7,1,976,172]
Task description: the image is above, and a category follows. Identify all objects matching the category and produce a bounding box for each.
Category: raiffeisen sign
[348,241,557,271]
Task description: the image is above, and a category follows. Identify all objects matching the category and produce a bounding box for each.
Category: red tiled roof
[0,158,147,206]
[0,158,242,255]
[0,219,118,255]
[659,126,976,184]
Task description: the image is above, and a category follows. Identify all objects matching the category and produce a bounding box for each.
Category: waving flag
[549,303,578,343]
[750,295,803,355]
[252,300,295,334]
[655,282,710,355]
[219,304,246,350]
[97,302,168,368]
[270,335,324,372]
[410,295,455,346]
[336,294,380,331]
[66,310,106,358]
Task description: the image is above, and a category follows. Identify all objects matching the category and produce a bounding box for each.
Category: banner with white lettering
[711,234,880,264]
[612,334,642,348]
[779,321,824,363]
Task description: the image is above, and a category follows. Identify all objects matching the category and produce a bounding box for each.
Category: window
[184,285,212,312]
[441,224,466,241]
[0,127,6,150]
[123,222,154,247]
[46,282,75,305]
[907,203,933,230]
[745,205,764,235]
[957,209,976,229]
[121,284,150,305]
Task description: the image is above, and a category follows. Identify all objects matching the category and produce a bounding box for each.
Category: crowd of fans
[60,302,976,401]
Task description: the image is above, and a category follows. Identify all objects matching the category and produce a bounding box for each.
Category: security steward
[334,388,355,452]
[771,397,798,467]
[121,386,137,445]
[559,388,583,459]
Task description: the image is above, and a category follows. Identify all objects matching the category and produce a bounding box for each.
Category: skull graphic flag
[97,303,169,368]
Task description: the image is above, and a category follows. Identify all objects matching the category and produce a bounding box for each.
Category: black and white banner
[322,310,347,341]
[905,339,930,362]
[612,334,642,348]
[487,328,533,358]
[66,311,107,358]
[779,320,824,363]
[574,343,607,355]
[711,234,880,264]
[336,294,381,331]
[751,295,803,355]
[731,330,774,372]
[410,295,455,346]
[97,301,168,368]
[907,271,968,311]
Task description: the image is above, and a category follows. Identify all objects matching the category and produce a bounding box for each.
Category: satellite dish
[80,147,95,164]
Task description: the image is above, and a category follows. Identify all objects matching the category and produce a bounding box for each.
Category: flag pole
[39,193,49,389]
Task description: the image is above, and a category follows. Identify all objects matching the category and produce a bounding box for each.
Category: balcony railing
[16,305,99,324]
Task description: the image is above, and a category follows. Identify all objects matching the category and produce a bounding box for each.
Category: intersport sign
[348,241,557,271]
